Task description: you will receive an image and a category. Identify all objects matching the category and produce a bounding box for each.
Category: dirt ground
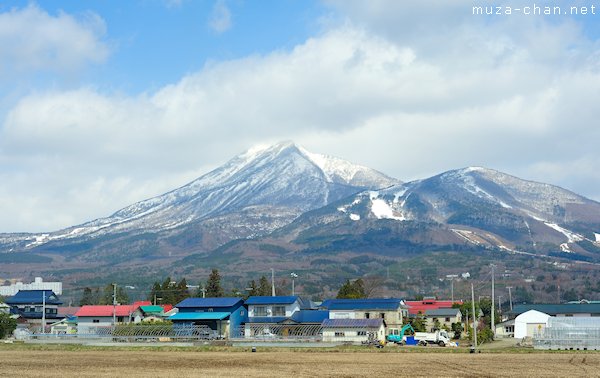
[1,348,600,377]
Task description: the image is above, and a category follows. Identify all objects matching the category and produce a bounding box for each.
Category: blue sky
[2,1,600,232]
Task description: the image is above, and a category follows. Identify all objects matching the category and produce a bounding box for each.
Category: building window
[208,308,214,312]
[255,306,267,317]
[357,331,367,336]
[272,306,285,316]
[92,319,100,323]
[240,310,245,316]
[335,332,345,337]
[365,313,370,319]
[380,313,385,319]
[445,317,450,322]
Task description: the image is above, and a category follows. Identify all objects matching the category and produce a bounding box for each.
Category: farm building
[50,316,77,335]
[169,297,247,339]
[514,310,550,339]
[321,318,385,344]
[131,305,173,323]
[320,298,408,336]
[534,316,600,350]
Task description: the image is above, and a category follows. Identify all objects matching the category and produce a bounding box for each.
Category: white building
[0,277,62,296]
[514,310,550,339]
[321,318,386,343]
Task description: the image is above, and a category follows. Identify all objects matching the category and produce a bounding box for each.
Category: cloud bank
[1,1,600,232]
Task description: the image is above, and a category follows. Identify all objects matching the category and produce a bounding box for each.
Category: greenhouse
[533,317,600,350]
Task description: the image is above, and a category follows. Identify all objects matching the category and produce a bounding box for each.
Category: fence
[533,317,600,350]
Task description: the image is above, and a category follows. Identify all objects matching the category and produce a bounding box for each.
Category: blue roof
[5,290,62,305]
[245,296,299,305]
[321,298,402,311]
[321,318,384,328]
[176,297,243,308]
[169,312,230,321]
[290,310,329,324]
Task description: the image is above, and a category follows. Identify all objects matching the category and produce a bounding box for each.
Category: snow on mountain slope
[2,141,398,250]
[329,166,600,255]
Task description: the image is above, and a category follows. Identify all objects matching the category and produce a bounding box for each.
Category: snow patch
[337,207,347,213]
[371,199,405,221]
[595,233,600,243]
[369,191,379,200]
[560,243,573,253]
[350,213,360,221]
[393,188,407,204]
[544,223,584,243]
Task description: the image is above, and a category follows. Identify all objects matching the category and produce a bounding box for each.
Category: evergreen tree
[175,278,190,303]
[100,284,129,305]
[257,276,270,296]
[79,287,95,306]
[206,269,224,297]
[245,280,258,298]
[336,279,366,299]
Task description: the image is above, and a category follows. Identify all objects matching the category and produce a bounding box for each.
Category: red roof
[405,299,463,315]
[161,304,173,313]
[75,301,151,317]
[58,306,81,317]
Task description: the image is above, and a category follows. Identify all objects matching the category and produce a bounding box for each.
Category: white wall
[515,310,550,339]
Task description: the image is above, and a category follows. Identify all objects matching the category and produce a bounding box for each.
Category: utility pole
[451,279,454,303]
[291,273,298,296]
[471,283,477,350]
[113,283,117,327]
[271,268,276,297]
[498,295,502,315]
[200,286,206,298]
[491,264,495,338]
[507,286,513,311]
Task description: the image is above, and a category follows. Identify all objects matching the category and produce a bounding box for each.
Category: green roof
[140,305,164,314]
[168,312,230,321]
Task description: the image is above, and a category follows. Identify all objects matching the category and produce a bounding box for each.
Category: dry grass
[1,347,600,377]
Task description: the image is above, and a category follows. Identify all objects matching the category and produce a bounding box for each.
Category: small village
[2,276,600,350]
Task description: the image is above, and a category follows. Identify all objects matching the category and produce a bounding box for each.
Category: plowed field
[1,349,600,377]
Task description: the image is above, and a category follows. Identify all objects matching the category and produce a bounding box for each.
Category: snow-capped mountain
[274,167,600,261]
[0,141,397,252]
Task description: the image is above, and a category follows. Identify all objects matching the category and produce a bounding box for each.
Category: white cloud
[208,0,232,33]
[2,2,600,232]
[0,4,109,77]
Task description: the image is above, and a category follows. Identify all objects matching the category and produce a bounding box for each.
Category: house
[509,303,600,318]
[131,305,172,323]
[75,301,151,334]
[404,298,463,316]
[514,310,550,339]
[169,297,247,339]
[424,308,462,331]
[5,290,62,330]
[321,298,408,336]
[243,296,327,338]
[495,319,515,338]
[321,318,386,344]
